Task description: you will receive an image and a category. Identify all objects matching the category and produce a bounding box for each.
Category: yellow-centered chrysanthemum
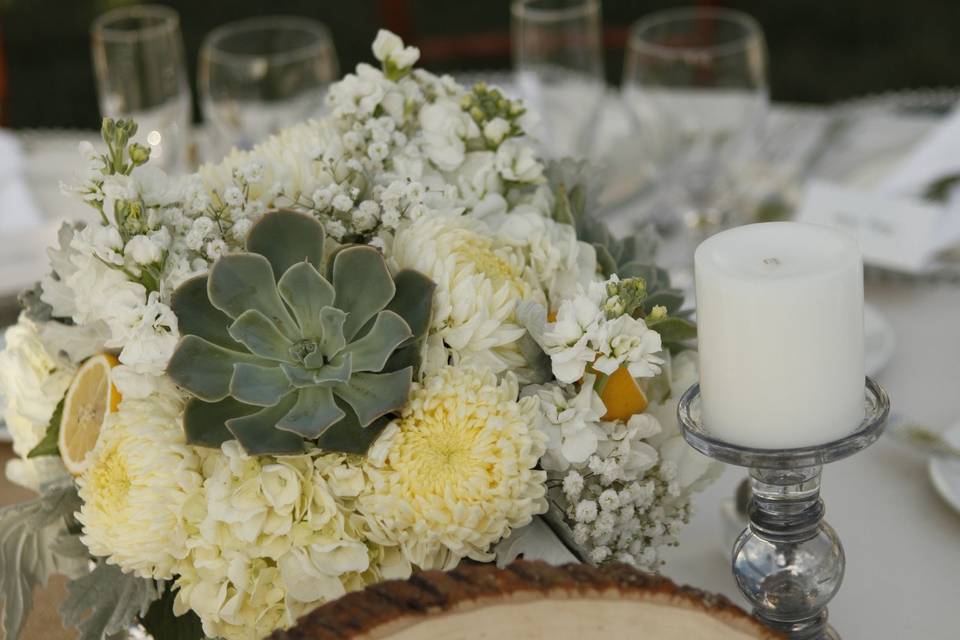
[359,366,547,570]
[77,382,202,579]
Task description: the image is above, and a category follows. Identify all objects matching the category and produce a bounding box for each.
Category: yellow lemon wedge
[58,353,121,475]
[598,365,648,422]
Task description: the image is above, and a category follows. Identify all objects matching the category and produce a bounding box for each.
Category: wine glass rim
[510,0,600,22]
[91,5,180,42]
[201,16,334,66]
[628,7,763,58]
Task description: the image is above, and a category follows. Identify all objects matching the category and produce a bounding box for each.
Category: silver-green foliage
[60,561,160,640]
[167,210,436,456]
[0,485,81,640]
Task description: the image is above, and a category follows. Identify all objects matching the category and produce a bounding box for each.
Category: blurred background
[2,0,959,130]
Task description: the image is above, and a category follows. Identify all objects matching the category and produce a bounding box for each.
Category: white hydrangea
[523,378,606,470]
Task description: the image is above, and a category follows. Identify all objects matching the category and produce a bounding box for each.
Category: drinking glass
[199,16,338,156]
[511,0,605,159]
[623,7,768,275]
[91,5,192,172]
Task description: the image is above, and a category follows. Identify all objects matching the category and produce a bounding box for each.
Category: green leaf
[229,363,293,407]
[167,335,269,402]
[316,399,391,454]
[648,316,697,344]
[342,311,412,373]
[139,584,205,640]
[334,367,412,427]
[208,254,298,338]
[277,387,345,438]
[277,261,335,338]
[245,210,326,278]
[228,310,294,362]
[226,393,304,455]
[0,485,82,640]
[385,270,436,342]
[170,275,239,350]
[182,397,258,448]
[27,396,65,459]
[60,561,160,640]
[331,246,396,341]
[642,291,685,315]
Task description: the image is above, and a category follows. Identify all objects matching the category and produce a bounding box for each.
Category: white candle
[694,222,865,449]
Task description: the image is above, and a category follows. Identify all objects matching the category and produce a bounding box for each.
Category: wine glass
[198,16,338,157]
[623,7,768,276]
[91,5,192,172]
[511,0,605,160]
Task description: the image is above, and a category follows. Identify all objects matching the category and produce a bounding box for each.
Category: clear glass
[511,0,605,159]
[623,7,768,275]
[199,16,338,156]
[677,378,891,639]
[91,5,192,172]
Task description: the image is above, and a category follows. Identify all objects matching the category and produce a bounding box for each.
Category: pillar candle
[694,222,865,448]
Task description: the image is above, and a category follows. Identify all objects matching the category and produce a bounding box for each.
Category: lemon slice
[59,353,121,475]
[599,365,648,422]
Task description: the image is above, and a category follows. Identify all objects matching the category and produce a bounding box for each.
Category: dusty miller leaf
[60,561,160,640]
[0,484,81,640]
[494,514,580,568]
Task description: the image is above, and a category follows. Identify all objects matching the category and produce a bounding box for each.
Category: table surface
[3,106,960,640]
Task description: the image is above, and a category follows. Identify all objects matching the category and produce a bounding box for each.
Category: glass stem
[733,465,844,640]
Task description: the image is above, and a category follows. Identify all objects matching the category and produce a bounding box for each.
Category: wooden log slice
[272,560,784,640]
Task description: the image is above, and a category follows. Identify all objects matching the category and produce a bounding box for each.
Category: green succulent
[166,210,436,456]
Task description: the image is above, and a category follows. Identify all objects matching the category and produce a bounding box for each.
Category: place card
[795,180,942,273]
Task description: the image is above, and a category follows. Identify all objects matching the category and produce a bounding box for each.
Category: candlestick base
[677,378,890,640]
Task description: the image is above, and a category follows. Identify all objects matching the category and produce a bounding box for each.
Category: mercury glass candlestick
[677,377,890,640]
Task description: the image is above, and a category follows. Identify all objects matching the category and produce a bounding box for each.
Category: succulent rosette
[167,210,435,455]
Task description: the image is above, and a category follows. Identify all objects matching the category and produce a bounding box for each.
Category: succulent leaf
[331,246,396,341]
[183,398,258,448]
[246,209,326,278]
[209,254,298,338]
[276,387,344,438]
[315,400,391,454]
[230,363,294,407]
[277,262,335,337]
[169,210,436,456]
[344,311,413,372]
[225,393,304,455]
[170,275,239,349]
[335,367,413,427]
[228,309,295,362]
[385,270,437,342]
[167,335,269,402]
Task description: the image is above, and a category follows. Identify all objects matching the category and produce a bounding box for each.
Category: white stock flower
[419,98,478,171]
[524,378,606,470]
[124,234,162,265]
[372,29,420,70]
[594,314,664,379]
[495,138,544,183]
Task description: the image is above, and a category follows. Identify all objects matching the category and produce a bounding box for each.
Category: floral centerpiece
[0,31,717,640]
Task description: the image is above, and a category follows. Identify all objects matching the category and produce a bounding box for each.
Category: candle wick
[763,257,780,267]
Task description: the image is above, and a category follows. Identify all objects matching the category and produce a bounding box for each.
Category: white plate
[864,303,895,376]
[929,423,960,513]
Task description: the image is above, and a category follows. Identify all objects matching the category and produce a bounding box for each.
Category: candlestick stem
[735,465,842,639]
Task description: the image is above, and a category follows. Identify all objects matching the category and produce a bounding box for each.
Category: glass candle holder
[677,377,890,639]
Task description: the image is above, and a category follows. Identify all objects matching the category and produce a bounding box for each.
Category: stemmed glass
[198,16,339,157]
[623,8,768,277]
[511,0,606,159]
[91,5,192,172]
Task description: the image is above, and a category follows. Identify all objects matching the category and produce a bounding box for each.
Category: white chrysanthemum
[359,366,547,570]
[174,443,407,640]
[391,214,543,374]
[523,378,606,470]
[0,318,74,490]
[77,382,202,578]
